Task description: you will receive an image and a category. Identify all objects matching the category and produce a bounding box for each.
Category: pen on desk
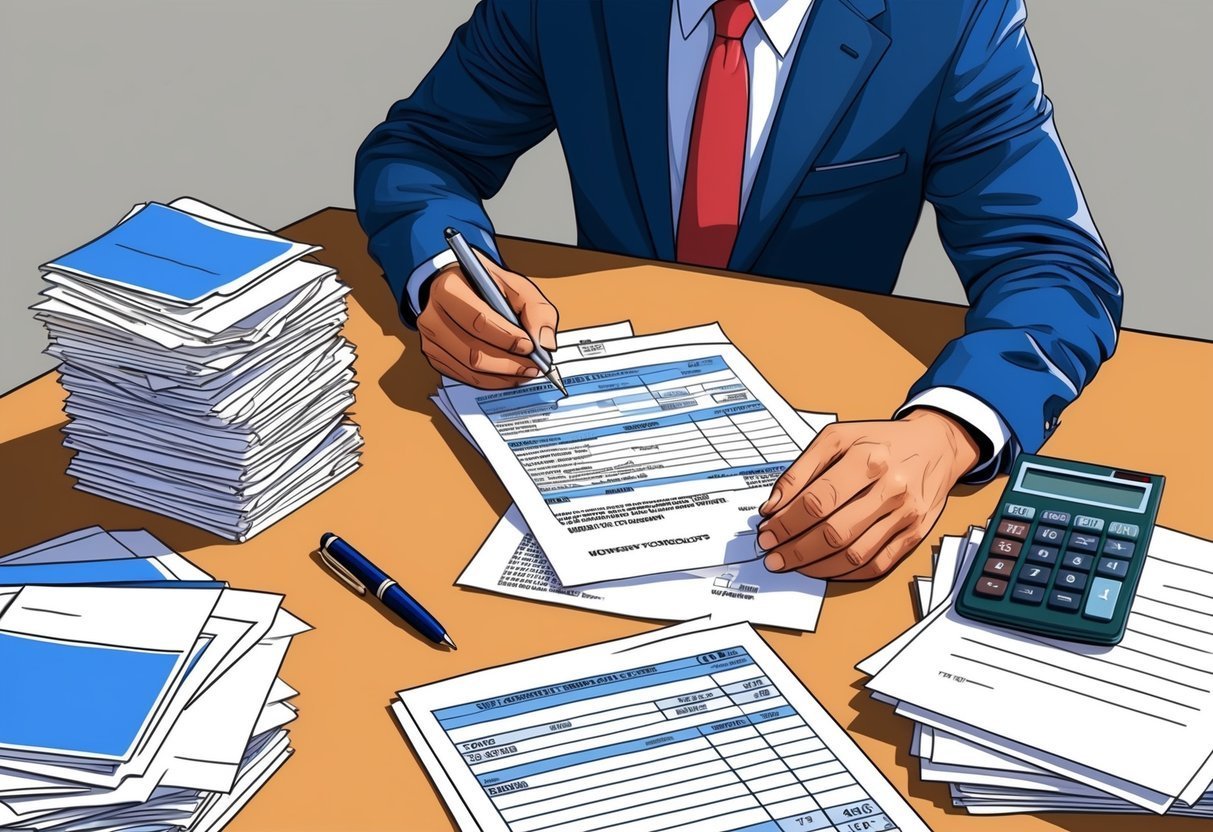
[319,533,457,650]
[443,227,568,397]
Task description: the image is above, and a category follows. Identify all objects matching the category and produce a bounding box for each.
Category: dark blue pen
[319,533,457,650]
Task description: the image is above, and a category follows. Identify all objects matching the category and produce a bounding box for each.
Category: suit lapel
[730,0,890,272]
[602,0,676,261]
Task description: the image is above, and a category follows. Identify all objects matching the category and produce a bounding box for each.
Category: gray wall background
[3,0,1210,394]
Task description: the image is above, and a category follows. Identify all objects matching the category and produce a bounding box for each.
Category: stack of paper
[859,524,1213,817]
[0,526,308,832]
[34,199,363,540]
[432,322,834,633]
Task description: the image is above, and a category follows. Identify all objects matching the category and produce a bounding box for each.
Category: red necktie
[676,0,756,269]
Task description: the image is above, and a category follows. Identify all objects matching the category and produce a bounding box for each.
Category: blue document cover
[46,203,294,302]
[0,633,183,758]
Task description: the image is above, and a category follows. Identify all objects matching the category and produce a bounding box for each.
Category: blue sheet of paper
[46,203,293,301]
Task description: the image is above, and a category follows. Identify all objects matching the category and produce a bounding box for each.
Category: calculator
[955,454,1163,645]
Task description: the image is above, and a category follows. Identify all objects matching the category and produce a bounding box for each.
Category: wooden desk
[3,208,1210,831]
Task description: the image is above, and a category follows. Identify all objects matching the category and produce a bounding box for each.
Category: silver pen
[443,228,568,397]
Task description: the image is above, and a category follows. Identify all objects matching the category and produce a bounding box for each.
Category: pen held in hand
[443,228,568,397]
[319,532,457,650]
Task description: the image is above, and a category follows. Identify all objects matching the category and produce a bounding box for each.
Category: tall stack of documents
[34,199,363,540]
[431,322,833,633]
[859,524,1213,817]
[0,526,308,832]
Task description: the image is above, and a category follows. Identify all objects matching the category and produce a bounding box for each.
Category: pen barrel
[322,535,392,594]
[381,584,446,642]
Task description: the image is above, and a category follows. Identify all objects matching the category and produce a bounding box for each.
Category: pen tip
[443,634,458,650]
[546,368,569,398]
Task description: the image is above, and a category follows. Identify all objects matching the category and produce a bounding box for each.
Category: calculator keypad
[979,501,1138,626]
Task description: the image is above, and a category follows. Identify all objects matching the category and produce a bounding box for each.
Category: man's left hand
[757,410,980,580]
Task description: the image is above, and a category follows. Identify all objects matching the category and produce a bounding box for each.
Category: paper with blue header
[444,341,817,586]
[392,617,929,832]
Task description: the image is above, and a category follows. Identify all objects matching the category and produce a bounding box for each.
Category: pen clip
[319,547,367,595]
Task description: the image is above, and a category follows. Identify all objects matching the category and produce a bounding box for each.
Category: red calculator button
[996,519,1030,540]
[975,577,1009,599]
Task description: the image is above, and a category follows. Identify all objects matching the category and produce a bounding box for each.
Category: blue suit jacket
[354,0,1121,463]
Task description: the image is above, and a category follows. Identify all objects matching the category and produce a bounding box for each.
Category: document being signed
[444,333,817,586]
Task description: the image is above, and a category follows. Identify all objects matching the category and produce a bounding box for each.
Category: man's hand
[757,410,980,580]
[416,250,559,388]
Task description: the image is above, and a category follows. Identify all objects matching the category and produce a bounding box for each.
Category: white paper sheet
[394,618,930,832]
[866,527,1213,812]
[455,409,835,632]
[445,337,818,586]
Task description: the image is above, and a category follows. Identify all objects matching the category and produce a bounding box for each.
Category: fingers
[759,424,851,517]
[431,270,535,355]
[495,267,559,352]
[422,332,539,388]
[760,484,906,573]
[418,256,562,390]
[790,512,912,579]
[825,524,925,582]
[758,444,883,550]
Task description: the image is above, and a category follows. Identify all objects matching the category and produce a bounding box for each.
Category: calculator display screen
[1018,466,1147,511]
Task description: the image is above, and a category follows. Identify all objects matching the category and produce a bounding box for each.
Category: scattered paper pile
[859,524,1213,817]
[0,526,308,832]
[430,321,833,632]
[34,199,363,540]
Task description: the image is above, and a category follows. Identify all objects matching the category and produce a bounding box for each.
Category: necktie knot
[712,0,756,40]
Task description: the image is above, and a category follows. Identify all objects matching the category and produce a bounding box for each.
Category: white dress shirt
[408,0,1013,479]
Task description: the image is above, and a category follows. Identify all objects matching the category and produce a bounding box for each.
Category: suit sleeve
[353,0,554,327]
[913,0,1122,467]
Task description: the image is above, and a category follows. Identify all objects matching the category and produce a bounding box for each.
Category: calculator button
[975,577,1008,599]
[1018,564,1052,586]
[1102,539,1135,558]
[1055,570,1088,591]
[1097,558,1129,580]
[1034,526,1065,545]
[1108,521,1140,540]
[1084,577,1122,622]
[996,519,1030,540]
[1025,545,1058,565]
[1074,515,1105,532]
[983,557,1015,578]
[1011,584,1045,605]
[1048,590,1082,612]
[1039,510,1071,527]
[1061,552,1093,572]
[1067,533,1100,553]
[989,538,1023,559]
[1003,503,1036,520]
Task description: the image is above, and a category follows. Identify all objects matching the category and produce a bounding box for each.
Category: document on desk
[392,618,929,832]
[444,332,818,585]
[864,527,1213,812]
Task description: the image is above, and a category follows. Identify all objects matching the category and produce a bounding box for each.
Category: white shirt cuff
[895,387,1013,482]
[405,250,460,317]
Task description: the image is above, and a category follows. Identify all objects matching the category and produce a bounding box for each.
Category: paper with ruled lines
[865,526,1213,812]
[394,619,929,832]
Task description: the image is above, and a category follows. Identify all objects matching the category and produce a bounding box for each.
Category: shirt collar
[677,0,813,58]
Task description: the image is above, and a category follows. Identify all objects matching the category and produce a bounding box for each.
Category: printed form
[392,618,929,832]
[444,338,817,586]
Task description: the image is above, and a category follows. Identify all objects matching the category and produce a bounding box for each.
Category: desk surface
[3,208,1210,832]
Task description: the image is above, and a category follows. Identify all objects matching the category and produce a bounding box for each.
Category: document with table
[443,326,819,586]
[392,617,929,832]
[435,324,832,632]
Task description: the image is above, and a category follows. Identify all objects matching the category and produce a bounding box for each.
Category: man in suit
[354,0,1121,581]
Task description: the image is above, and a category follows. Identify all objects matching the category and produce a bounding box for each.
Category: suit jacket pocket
[794,151,907,197]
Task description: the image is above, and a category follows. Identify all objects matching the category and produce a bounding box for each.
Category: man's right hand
[416,250,559,389]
